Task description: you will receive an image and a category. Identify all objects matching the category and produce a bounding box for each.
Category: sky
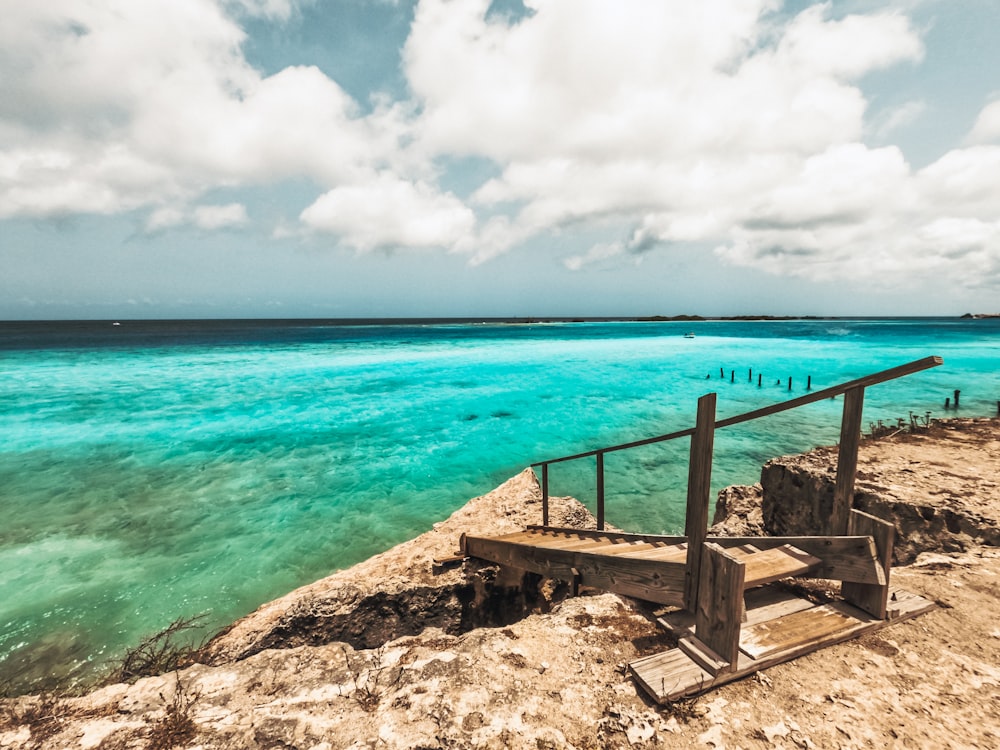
[2,0,999,320]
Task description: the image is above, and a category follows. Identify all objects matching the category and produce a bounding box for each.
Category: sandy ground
[1,419,998,749]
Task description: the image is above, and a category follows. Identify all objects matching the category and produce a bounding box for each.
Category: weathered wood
[526,525,687,546]
[741,545,821,588]
[842,509,894,618]
[630,588,937,703]
[621,545,689,562]
[886,587,937,620]
[742,586,816,626]
[678,636,729,676]
[710,535,885,585]
[582,541,662,556]
[596,451,605,531]
[659,586,816,636]
[462,534,686,606]
[831,385,865,535]
[694,543,744,670]
[739,601,871,659]
[629,648,713,702]
[541,463,549,527]
[684,393,717,611]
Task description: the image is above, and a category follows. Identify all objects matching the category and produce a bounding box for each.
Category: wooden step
[619,544,688,562]
[742,544,821,588]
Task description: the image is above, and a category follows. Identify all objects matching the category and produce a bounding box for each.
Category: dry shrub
[109,616,207,684]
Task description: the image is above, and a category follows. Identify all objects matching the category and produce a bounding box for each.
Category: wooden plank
[632,588,936,703]
[596,452,605,530]
[842,509,894,618]
[742,545,821,588]
[629,648,714,703]
[887,587,937,620]
[742,586,815,626]
[583,541,662,556]
[526,525,688,546]
[694,543,744,670]
[831,386,865,535]
[710,536,885,585]
[740,603,867,659]
[619,545,689,562]
[684,393,717,611]
[678,636,729,676]
[462,535,687,606]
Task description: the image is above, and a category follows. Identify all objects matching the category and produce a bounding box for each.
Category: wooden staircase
[460,512,936,703]
[459,358,943,702]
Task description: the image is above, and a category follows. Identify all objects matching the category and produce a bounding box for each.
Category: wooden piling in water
[807,375,812,390]
[758,374,762,387]
[954,389,961,408]
[788,376,792,391]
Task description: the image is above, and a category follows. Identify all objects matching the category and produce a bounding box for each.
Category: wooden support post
[684,392,717,611]
[831,386,865,535]
[541,463,549,528]
[842,509,894,618]
[596,452,605,531]
[695,542,745,671]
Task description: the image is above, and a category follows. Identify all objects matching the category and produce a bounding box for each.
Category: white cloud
[400,0,999,289]
[299,173,475,251]
[194,203,248,230]
[563,241,627,272]
[1,0,998,293]
[868,99,927,141]
[967,99,1000,145]
[0,0,401,222]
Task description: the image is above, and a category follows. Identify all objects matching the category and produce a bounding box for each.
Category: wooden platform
[629,584,936,703]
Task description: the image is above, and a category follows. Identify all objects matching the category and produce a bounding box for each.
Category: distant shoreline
[2,314,993,327]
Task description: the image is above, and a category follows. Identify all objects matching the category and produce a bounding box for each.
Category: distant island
[961,313,1000,319]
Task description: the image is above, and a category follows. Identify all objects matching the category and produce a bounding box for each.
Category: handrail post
[596,452,605,531]
[684,392,717,611]
[831,385,865,535]
[541,463,549,527]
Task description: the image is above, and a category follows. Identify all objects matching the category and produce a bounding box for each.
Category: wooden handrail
[531,356,942,468]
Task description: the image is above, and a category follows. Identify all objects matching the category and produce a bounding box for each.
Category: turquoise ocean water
[1,318,997,691]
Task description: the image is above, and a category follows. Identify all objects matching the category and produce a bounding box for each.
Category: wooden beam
[540,463,549,527]
[740,545,820,588]
[842,509,895,618]
[831,386,865,535]
[708,536,885,585]
[462,534,686,606]
[596,452,605,531]
[694,543,745,670]
[684,393,717,611]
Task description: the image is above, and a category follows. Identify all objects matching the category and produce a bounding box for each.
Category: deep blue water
[1,317,997,691]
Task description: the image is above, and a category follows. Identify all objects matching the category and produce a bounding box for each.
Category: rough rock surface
[201,469,594,665]
[709,483,764,537]
[3,423,1000,749]
[758,418,1000,562]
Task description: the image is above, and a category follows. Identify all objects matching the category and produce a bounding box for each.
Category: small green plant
[109,615,207,684]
